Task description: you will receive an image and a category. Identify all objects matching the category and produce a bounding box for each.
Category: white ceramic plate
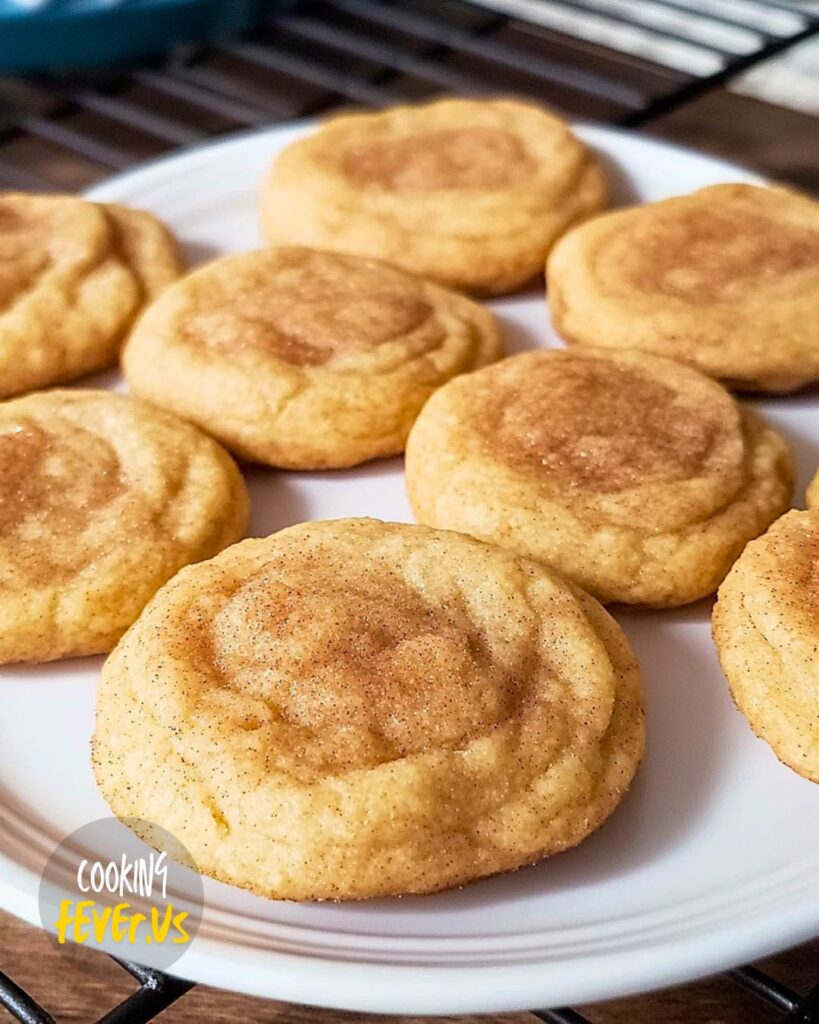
[0,122,817,1016]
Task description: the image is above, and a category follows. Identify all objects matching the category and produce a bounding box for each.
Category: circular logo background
[39,816,204,972]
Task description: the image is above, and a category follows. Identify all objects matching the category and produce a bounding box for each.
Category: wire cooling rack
[0,956,818,1023]
[0,0,817,189]
[0,0,816,1020]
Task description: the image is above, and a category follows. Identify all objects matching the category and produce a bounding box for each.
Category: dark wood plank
[645,87,819,194]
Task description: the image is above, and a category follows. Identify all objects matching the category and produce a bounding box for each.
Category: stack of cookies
[1,95,816,904]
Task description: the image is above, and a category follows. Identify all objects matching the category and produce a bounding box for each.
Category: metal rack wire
[0,0,817,1020]
[0,0,817,190]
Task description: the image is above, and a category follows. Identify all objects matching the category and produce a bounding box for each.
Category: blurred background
[0,0,816,194]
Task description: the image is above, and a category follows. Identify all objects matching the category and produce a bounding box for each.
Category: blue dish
[0,0,265,72]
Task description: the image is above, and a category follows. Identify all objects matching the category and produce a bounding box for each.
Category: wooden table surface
[1,87,818,1024]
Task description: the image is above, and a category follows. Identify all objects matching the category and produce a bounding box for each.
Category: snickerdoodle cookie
[713,509,819,782]
[405,348,793,606]
[123,246,501,469]
[93,518,644,900]
[807,469,819,509]
[0,192,179,398]
[547,184,819,393]
[0,389,247,663]
[261,98,607,295]
[103,202,180,300]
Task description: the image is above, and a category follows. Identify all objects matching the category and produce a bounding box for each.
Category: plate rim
[2,841,817,1014]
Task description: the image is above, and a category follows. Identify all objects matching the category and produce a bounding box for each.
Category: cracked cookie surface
[0,389,247,662]
[405,348,793,606]
[0,192,179,397]
[547,183,819,393]
[807,469,819,510]
[713,508,819,782]
[261,97,607,296]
